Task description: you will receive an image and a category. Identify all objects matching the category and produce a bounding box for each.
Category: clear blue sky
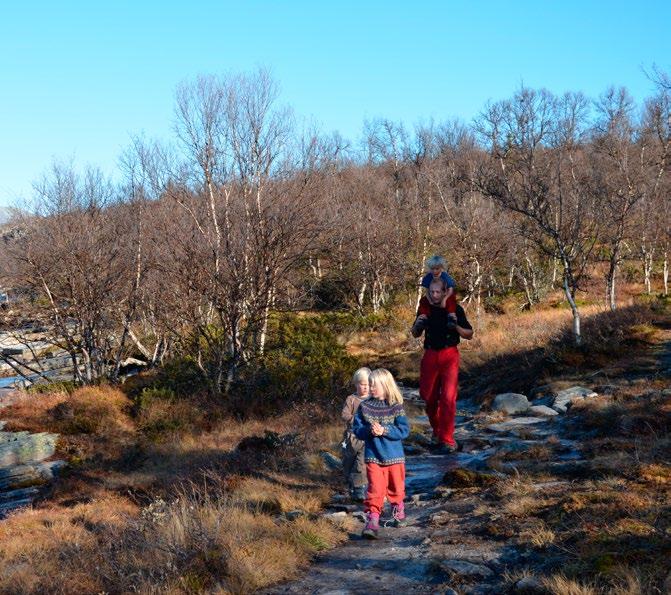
[1,0,669,206]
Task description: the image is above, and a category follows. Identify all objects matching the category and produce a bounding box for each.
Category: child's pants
[342,430,366,489]
[365,462,406,514]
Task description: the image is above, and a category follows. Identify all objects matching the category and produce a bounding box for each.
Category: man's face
[429,283,446,304]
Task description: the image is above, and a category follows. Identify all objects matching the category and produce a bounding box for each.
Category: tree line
[1,67,669,390]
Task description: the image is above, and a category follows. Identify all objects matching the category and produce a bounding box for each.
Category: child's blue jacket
[352,398,410,465]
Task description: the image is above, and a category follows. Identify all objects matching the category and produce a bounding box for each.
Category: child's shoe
[362,512,380,539]
[391,503,407,527]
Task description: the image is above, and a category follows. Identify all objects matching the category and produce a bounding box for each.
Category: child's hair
[426,255,447,270]
[352,367,372,386]
[369,368,403,406]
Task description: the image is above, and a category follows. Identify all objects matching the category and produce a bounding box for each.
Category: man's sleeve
[417,296,431,317]
[456,306,472,330]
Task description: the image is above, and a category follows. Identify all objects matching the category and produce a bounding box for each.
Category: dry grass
[0,481,349,594]
[542,575,597,595]
[0,382,350,593]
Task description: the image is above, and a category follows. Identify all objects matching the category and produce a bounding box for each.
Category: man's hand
[411,314,428,338]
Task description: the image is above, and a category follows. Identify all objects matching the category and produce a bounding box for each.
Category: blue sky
[1,0,669,206]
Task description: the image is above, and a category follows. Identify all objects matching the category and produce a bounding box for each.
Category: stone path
[263,326,671,595]
[263,398,557,594]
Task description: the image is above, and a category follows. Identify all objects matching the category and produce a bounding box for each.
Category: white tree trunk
[563,276,581,346]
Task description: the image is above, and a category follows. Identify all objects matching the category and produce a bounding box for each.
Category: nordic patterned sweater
[352,398,410,465]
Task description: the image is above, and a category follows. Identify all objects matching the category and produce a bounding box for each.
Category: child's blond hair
[425,255,447,270]
[352,367,372,386]
[369,368,403,406]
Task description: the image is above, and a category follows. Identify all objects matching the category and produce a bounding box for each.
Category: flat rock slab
[486,417,548,433]
[528,405,559,417]
[0,431,58,466]
[553,386,598,412]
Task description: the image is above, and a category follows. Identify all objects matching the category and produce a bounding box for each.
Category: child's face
[356,379,369,397]
[431,265,444,278]
[370,380,384,400]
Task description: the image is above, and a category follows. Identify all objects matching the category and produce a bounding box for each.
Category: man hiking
[411,278,473,453]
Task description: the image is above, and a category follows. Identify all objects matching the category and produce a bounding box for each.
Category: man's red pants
[419,346,460,446]
[365,462,405,515]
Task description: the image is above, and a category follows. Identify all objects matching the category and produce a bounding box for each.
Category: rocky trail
[264,327,671,595]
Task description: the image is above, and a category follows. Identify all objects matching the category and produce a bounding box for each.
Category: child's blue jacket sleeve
[352,407,369,439]
[441,271,456,288]
[383,413,410,440]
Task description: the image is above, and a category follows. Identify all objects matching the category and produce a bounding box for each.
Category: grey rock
[0,460,65,491]
[492,393,530,414]
[486,417,548,433]
[528,405,559,417]
[440,559,493,578]
[0,431,58,466]
[661,388,671,397]
[552,386,597,413]
[285,510,305,521]
[515,576,545,593]
[322,511,347,521]
[328,503,358,513]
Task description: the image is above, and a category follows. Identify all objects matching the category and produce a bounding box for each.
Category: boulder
[492,393,530,414]
[552,386,598,413]
[528,405,559,417]
[0,431,58,466]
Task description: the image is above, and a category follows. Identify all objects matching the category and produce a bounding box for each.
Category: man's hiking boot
[362,512,380,539]
[391,503,407,527]
[435,441,458,454]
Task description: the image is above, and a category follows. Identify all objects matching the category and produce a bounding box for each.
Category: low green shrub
[233,314,357,417]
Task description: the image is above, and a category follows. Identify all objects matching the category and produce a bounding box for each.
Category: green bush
[133,386,202,441]
[28,380,78,395]
[233,314,357,417]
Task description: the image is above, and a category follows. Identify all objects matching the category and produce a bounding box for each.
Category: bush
[233,314,357,417]
[49,386,134,436]
[133,387,203,441]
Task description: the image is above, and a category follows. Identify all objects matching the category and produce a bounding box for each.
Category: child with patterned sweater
[352,368,410,539]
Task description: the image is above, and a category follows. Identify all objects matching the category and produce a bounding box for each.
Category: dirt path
[264,326,671,595]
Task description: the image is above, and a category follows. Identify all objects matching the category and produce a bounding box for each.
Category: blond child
[341,367,371,501]
[352,368,410,539]
[418,255,457,322]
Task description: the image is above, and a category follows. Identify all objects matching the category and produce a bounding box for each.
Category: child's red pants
[365,462,406,515]
[419,346,460,446]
